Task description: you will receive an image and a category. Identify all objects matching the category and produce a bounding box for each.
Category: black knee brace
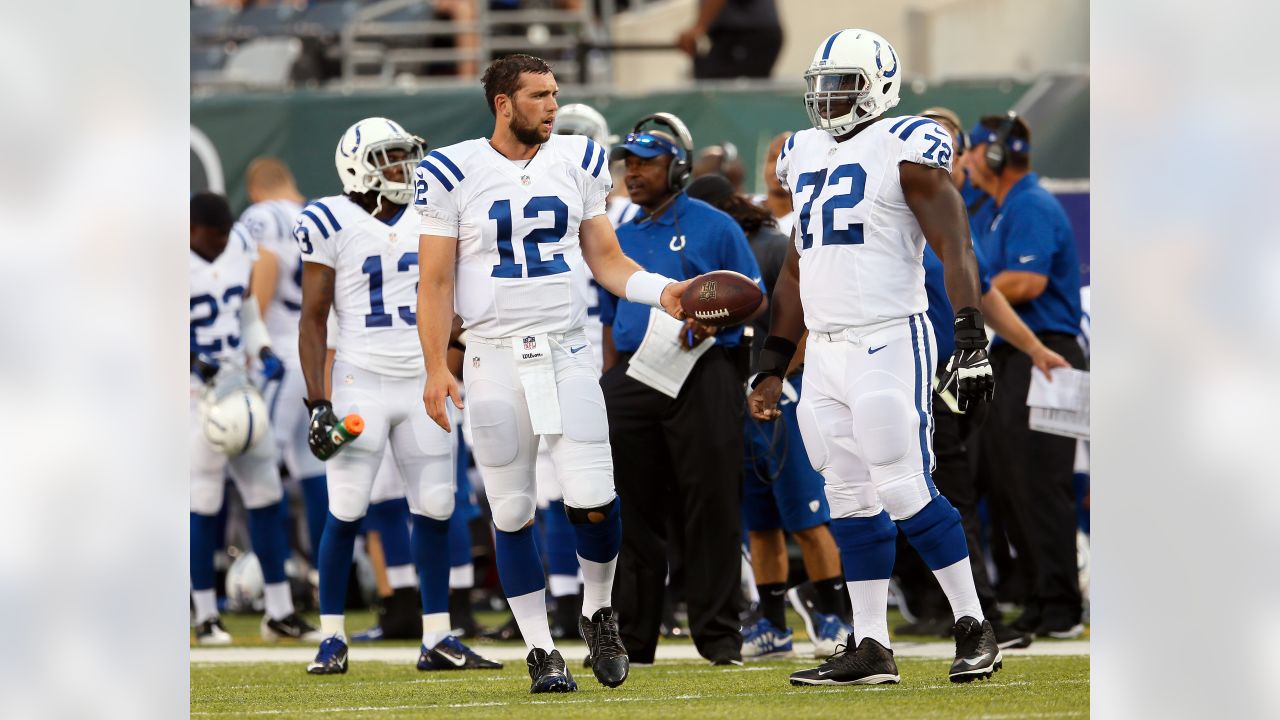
[564,497,617,524]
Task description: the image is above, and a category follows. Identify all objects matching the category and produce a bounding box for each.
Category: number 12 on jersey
[797,162,867,250]
[489,196,571,279]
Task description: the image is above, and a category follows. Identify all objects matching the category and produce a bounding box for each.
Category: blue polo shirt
[923,243,993,366]
[600,192,764,353]
[976,172,1082,340]
[961,175,997,242]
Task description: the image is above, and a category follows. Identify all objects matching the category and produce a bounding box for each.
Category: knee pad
[468,399,519,468]
[851,387,913,467]
[490,491,536,533]
[415,483,456,521]
[564,497,617,525]
[328,484,371,523]
[190,478,225,516]
[549,438,615,510]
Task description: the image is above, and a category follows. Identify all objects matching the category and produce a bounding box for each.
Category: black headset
[631,112,694,192]
[984,110,1019,174]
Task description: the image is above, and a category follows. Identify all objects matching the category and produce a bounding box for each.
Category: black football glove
[191,353,220,384]
[306,399,339,460]
[937,306,995,413]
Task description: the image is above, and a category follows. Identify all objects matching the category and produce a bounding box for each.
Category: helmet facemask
[360,137,425,205]
[804,68,877,137]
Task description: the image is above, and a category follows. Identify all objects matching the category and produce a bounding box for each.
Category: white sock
[320,614,346,641]
[577,554,615,619]
[933,557,984,623]
[263,581,294,621]
[422,612,452,648]
[507,588,555,652]
[848,579,891,649]
[449,563,474,589]
[192,589,218,623]
[549,574,581,599]
[387,564,417,590]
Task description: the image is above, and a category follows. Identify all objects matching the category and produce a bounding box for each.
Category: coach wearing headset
[598,114,765,666]
[967,113,1086,640]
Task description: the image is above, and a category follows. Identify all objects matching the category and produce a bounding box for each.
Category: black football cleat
[789,637,900,686]
[194,617,232,645]
[949,616,1003,683]
[261,613,325,642]
[417,636,503,671]
[579,607,629,688]
[306,635,349,675]
[526,648,577,693]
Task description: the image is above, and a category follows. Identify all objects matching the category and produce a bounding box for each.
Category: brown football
[680,270,764,327]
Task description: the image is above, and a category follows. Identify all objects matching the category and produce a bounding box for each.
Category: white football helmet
[200,363,269,456]
[334,117,426,205]
[553,103,612,147]
[804,29,902,137]
[225,551,264,613]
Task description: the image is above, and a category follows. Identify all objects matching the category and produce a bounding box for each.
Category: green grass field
[191,655,1089,719]
[192,609,1088,718]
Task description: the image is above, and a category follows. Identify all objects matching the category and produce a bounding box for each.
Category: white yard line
[191,640,1088,665]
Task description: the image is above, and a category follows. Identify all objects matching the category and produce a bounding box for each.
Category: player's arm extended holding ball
[900,160,994,411]
[579,214,692,319]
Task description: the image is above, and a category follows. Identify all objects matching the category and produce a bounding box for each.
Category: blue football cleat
[417,635,503,671]
[811,612,854,658]
[306,635,349,675]
[740,618,795,658]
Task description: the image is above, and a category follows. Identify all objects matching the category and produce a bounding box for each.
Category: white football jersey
[239,199,304,361]
[415,134,612,339]
[776,115,954,332]
[295,196,423,377]
[190,223,257,362]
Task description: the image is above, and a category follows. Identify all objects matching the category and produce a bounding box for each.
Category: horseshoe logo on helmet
[874,40,898,79]
[340,125,362,158]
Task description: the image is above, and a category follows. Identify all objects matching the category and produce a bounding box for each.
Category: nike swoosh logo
[570,345,587,354]
[868,345,888,355]
[817,669,833,676]
[438,650,467,667]
[1018,255,1037,263]
[962,652,991,666]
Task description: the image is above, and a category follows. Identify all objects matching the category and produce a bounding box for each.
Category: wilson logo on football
[698,281,718,301]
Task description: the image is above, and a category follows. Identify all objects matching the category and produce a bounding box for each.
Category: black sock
[812,576,846,617]
[758,583,787,630]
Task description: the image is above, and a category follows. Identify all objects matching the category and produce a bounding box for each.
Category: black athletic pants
[603,347,745,663]
[981,333,1086,629]
[893,390,1001,624]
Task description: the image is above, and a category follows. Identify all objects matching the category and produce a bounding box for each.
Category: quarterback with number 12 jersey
[415,133,610,339]
[776,115,953,332]
[295,197,423,375]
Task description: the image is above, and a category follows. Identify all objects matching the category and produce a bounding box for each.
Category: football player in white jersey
[747,30,1001,686]
[296,118,500,675]
[240,158,330,562]
[415,55,691,693]
[189,192,322,645]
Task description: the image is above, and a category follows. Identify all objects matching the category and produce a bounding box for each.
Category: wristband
[754,335,797,383]
[625,270,675,308]
[953,306,988,351]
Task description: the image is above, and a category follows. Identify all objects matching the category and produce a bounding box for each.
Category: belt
[809,316,908,344]
[466,329,583,349]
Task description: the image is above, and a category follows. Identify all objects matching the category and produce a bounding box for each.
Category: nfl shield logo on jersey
[523,336,536,350]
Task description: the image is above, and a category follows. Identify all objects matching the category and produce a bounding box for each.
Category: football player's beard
[510,111,548,146]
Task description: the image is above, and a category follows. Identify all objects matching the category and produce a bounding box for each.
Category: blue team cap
[610,132,687,162]
[968,122,1031,154]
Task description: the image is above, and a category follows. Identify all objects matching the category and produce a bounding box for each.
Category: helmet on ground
[804,29,902,136]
